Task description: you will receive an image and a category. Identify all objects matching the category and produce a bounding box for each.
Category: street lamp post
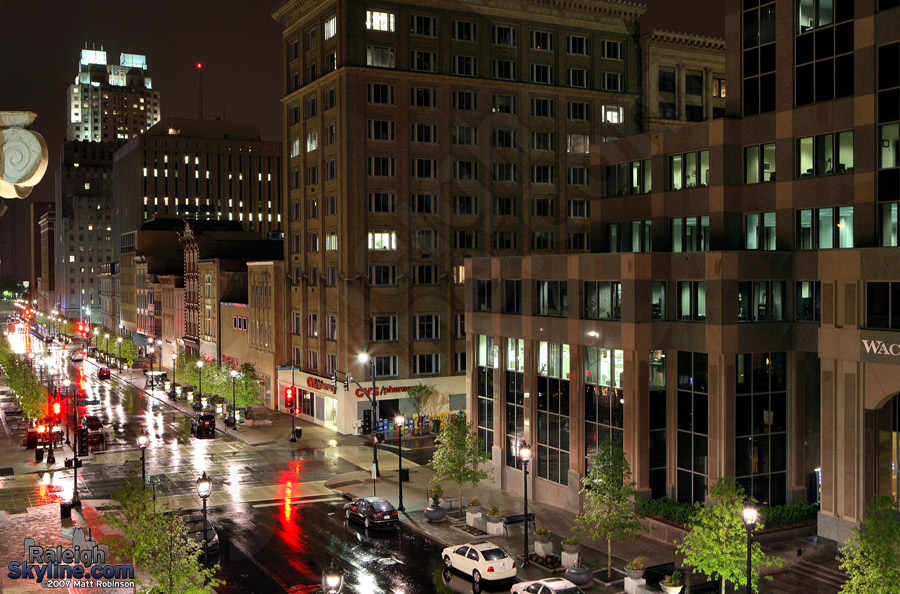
[743,502,758,594]
[196,471,212,562]
[197,359,204,401]
[148,347,155,388]
[519,442,532,567]
[117,337,122,366]
[230,370,238,429]
[395,414,405,511]
[358,352,380,476]
[322,563,344,594]
[137,432,148,489]
[171,353,177,397]
[104,333,109,360]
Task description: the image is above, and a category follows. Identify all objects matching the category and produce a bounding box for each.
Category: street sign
[371,463,377,480]
[78,399,100,405]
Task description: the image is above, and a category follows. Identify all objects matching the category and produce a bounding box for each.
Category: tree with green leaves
[677,477,783,594]
[575,439,643,579]
[233,363,260,409]
[0,338,46,421]
[105,471,223,593]
[406,383,438,419]
[430,414,491,518]
[838,495,900,594]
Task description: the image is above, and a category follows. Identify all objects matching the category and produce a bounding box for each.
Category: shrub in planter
[562,536,580,553]
[466,497,481,513]
[425,484,446,522]
[660,570,683,594]
[485,505,502,522]
[624,556,647,580]
[535,526,551,543]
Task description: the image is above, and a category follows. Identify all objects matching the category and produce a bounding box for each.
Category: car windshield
[182,520,206,532]
[481,549,508,560]
[373,501,394,511]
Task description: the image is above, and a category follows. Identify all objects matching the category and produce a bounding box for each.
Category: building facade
[467,0,900,541]
[272,0,657,433]
[640,30,726,133]
[113,118,282,253]
[245,260,285,410]
[34,204,56,312]
[67,48,161,143]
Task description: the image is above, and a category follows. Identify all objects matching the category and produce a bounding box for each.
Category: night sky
[1,0,723,229]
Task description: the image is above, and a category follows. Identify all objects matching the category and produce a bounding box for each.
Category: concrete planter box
[424,506,447,522]
[565,566,593,586]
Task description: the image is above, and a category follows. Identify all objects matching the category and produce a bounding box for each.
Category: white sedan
[511,577,585,594]
[441,540,517,585]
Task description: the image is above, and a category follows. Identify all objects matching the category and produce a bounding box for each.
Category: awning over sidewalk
[132,333,149,346]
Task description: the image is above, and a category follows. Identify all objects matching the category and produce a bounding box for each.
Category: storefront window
[476,335,494,453]
[505,338,526,469]
[649,350,667,498]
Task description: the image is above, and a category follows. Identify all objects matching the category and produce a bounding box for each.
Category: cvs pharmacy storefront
[278,369,465,435]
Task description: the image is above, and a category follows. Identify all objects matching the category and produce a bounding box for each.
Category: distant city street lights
[148,347,155,387]
[137,432,149,488]
[196,471,213,562]
[395,414,405,511]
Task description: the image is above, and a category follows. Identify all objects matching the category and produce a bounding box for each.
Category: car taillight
[487,566,494,573]
[512,561,516,569]
[374,513,382,518]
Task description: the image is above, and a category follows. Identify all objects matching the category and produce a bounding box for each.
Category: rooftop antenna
[197,62,203,120]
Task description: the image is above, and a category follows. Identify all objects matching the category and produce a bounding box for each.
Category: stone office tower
[55,47,161,320]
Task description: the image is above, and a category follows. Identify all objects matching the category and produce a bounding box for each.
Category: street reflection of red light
[284,482,293,520]
[273,470,318,585]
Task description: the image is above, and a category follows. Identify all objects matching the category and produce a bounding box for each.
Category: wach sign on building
[862,340,900,356]
[859,333,900,362]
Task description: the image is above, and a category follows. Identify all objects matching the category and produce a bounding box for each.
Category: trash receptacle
[35,447,44,462]
[60,501,72,519]
[293,427,303,440]
[399,468,410,483]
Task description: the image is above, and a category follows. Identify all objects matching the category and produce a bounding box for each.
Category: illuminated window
[324,15,336,39]
[366,10,394,32]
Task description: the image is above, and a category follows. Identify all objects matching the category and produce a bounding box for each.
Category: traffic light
[285,387,294,409]
[52,402,61,416]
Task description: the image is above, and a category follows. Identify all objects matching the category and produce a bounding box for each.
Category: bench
[501,512,536,536]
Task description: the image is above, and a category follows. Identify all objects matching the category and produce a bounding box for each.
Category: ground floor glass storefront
[536,342,570,486]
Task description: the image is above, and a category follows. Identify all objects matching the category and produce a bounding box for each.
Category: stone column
[703,67,713,121]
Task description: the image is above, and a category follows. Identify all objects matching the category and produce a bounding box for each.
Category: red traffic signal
[52,402,61,415]
[285,388,294,403]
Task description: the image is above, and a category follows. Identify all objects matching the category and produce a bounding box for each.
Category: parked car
[176,510,219,557]
[97,367,111,380]
[343,496,399,529]
[70,351,84,363]
[190,413,216,438]
[442,541,516,586]
[511,577,585,594]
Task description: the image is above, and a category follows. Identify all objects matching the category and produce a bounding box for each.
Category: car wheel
[443,555,453,569]
[364,517,370,529]
[472,570,481,584]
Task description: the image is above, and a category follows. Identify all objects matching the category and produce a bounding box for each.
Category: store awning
[132,333,149,346]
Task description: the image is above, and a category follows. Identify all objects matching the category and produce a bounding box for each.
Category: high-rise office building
[271,0,672,434]
[66,48,161,142]
[466,0,900,540]
[55,46,161,321]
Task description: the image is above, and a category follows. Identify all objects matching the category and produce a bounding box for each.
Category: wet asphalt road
[210,501,514,594]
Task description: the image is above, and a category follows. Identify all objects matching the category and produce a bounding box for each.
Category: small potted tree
[660,570,683,594]
[424,485,446,522]
[624,556,647,580]
[535,526,551,543]
[561,536,580,554]
[466,497,482,527]
[484,505,502,523]
[564,553,594,587]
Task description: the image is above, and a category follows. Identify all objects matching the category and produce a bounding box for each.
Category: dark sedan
[190,413,216,438]
[343,496,399,529]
